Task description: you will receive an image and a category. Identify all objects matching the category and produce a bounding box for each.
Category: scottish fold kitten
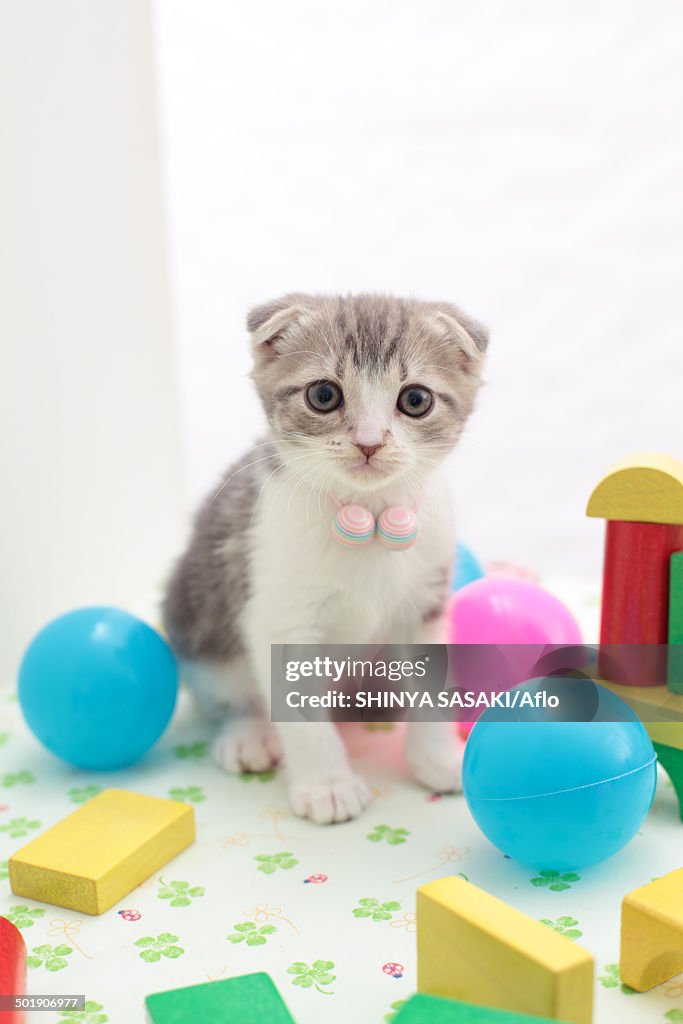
[163,293,488,823]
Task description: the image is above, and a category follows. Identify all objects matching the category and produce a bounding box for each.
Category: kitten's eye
[306,380,344,413]
[397,385,433,417]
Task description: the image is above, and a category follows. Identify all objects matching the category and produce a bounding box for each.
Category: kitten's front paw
[213,717,281,774]
[407,749,463,794]
[288,773,372,825]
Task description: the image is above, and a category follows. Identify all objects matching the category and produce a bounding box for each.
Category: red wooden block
[599,520,683,685]
[0,916,26,1024]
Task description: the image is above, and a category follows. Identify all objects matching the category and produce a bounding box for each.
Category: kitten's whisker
[318,467,333,526]
[277,440,328,457]
[279,463,322,530]
[251,451,318,528]
[264,452,321,530]
[208,434,322,505]
[419,437,460,449]
[412,455,443,467]
[208,451,282,505]
[405,470,425,511]
[276,429,318,441]
[308,469,331,531]
[305,474,318,531]
[286,459,324,520]
[273,430,330,456]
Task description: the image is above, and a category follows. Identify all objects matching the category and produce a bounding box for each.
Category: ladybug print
[118,908,141,921]
[303,873,328,884]
[382,962,404,979]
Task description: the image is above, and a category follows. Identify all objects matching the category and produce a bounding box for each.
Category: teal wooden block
[146,972,296,1023]
[393,994,565,1023]
[669,551,683,694]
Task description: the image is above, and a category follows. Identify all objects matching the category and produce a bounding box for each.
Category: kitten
[163,293,489,824]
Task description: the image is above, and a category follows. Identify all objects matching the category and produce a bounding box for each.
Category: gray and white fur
[163,293,488,824]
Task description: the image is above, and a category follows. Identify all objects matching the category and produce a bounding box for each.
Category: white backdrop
[1,1,185,681]
[154,0,683,578]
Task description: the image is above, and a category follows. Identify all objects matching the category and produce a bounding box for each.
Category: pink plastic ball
[446,577,583,737]
[447,577,582,646]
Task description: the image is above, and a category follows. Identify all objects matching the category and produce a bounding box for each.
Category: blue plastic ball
[463,679,657,870]
[18,607,178,770]
[452,542,486,591]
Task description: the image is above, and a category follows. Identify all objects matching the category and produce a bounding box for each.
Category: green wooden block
[393,994,565,1023]
[654,741,683,820]
[669,551,683,694]
[146,972,296,1023]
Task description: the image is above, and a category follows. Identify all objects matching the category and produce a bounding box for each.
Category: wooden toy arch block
[620,867,683,991]
[587,452,683,524]
[417,876,593,1024]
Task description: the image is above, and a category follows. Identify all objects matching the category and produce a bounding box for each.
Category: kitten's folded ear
[247,293,309,359]
[429,305,490,365]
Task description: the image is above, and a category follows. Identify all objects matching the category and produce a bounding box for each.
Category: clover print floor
[1,584,683,1023]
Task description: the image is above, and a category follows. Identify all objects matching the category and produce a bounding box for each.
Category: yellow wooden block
[417,876,593,1024]
[586,452,683,524]
[9,788,195,915]
[647,722,683,749]
[620,867,683,991]
[596,680,683,743]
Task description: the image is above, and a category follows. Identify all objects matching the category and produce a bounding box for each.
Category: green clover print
[367,824,410,845]
[135,933,185,962]
[0,817,41,839]
[598,963,637,995]
[664,1012,683,1022]
[227,921,277,945]
[255,852,298,874]
[58,1001,108,1023]
[174,742,208,760]
[287,960,336,994]
[157,878,205,907]
[1,770,35,787]
[0,861,9,881]
[540,916,582,940]
[68,786,102,804]
[0,731,10,747]
[530,870,581,892]
[385,1001,408,1023]
[3,905,46,929]
[168,785,206,803]
[352,898,401,922]
[27,944,73,972]
[239,769,276,783]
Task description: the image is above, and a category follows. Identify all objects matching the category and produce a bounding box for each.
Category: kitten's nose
[356,443,383,460]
